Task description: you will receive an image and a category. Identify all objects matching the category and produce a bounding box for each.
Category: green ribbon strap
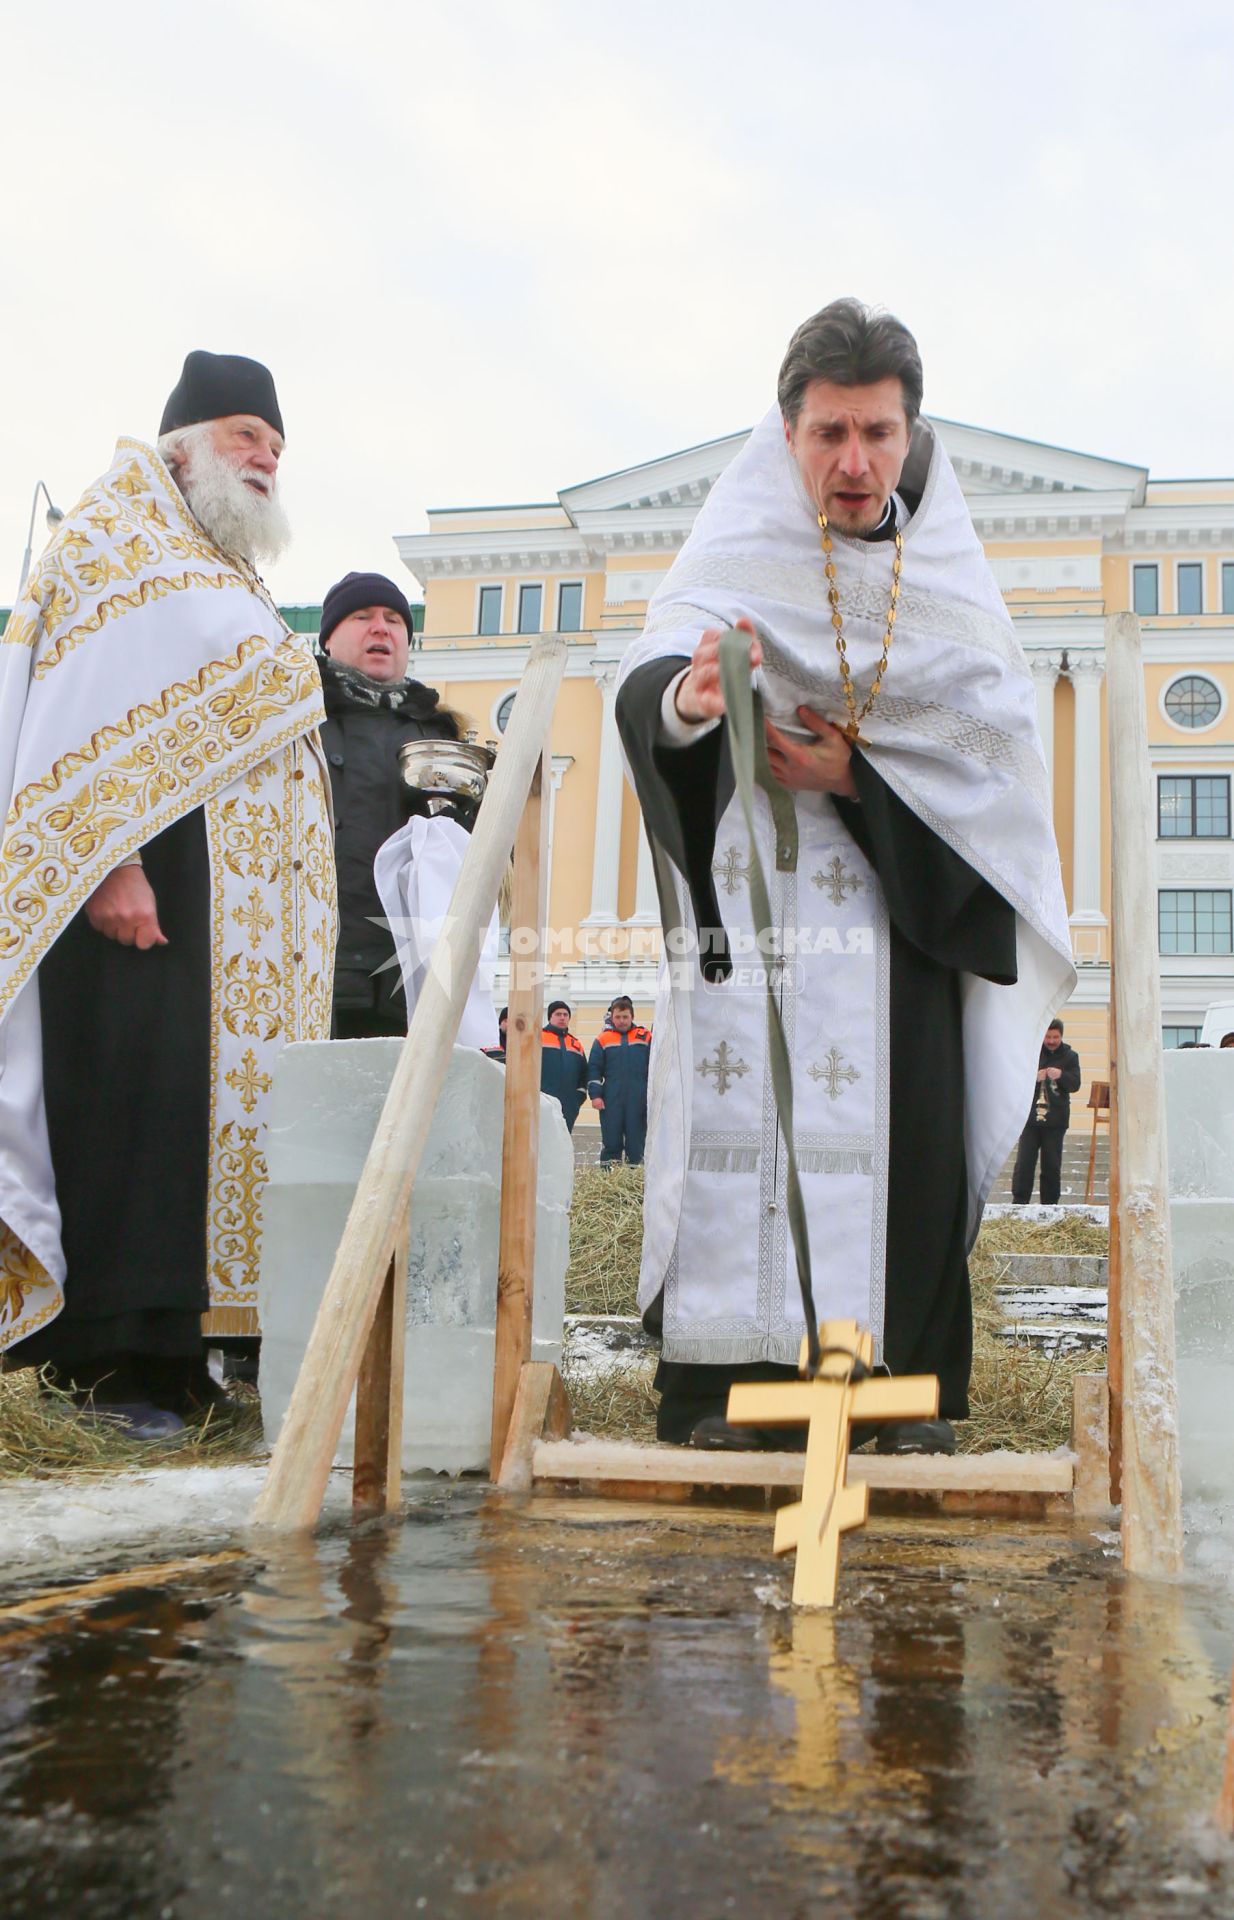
[717,629,821,1375]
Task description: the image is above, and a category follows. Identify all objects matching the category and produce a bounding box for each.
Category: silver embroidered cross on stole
[726,1323,938,1608]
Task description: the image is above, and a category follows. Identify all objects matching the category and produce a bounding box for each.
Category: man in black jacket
[1011,1019,1082,1205]
[318,571,461,1038]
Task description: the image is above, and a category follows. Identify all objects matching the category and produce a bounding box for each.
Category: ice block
[1164,1050,1234,1508]
[257,1040,573,1473]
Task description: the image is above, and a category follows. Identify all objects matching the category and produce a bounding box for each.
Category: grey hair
[777,298,924,429]
[157,420,215,468]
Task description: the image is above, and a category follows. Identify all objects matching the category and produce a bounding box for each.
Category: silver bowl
[397,733,497,812]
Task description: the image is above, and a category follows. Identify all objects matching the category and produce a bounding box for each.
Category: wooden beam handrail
[253,631,569,1532]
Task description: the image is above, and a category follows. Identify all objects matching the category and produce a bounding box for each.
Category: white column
[1029,650,1061,790]
[628,815,659,923]
[583,661,624,925]
[1068,652,1106,929]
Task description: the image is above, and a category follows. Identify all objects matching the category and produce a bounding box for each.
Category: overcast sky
[2,0,1230,606]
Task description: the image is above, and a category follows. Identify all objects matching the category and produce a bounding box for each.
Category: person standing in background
[1011,1019,1081,1205]
[540,1000,588,1132]
[588,996,652,1166]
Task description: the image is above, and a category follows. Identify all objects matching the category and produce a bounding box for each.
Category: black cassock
[616,639,1018,1427]
[15,808,212,1376]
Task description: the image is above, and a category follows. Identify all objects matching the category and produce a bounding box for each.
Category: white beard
[177,438,292,567]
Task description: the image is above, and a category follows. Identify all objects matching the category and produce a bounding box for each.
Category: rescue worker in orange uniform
[587,995,652,1166]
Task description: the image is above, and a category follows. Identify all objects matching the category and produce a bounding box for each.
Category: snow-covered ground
[983,1201,1109,1226]
[0,1464,351,1585]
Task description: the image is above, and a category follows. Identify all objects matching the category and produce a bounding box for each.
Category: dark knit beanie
[160,351,284,439]
[547,1000,571,1019]
[319,572,414,650]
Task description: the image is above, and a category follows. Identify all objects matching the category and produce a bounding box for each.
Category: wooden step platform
[531,1438,1074,1517]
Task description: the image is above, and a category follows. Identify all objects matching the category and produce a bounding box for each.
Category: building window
[557,581,584,632]
[1133,563,1159,616]
[477,586,502,636]
[1164,673,1222,729]
[1159,889,1234,955]
[1223,561,1234,615]
[1158,775,1231,839]
[518,584,543,634]
[495,691,516,733]
[1177,562,1204,616]
[1163,1026,1203,1049]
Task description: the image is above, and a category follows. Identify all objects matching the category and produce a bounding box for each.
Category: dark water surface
[1,1489,1231,1918]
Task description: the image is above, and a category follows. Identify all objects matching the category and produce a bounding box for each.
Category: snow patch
[0,1465,354,1583]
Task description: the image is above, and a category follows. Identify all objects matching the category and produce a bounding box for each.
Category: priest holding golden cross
[616,298,1075,1458]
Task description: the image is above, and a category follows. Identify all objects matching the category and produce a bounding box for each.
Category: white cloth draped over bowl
[373,814,499,1051]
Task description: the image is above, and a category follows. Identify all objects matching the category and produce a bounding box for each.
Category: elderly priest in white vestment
[617,299,1074,1454]
[0,352,337,1436]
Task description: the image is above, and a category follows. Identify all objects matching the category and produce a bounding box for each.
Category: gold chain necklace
[817,509,902,744]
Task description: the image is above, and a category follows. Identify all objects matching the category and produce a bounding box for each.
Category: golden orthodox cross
[726,1321,938,1608]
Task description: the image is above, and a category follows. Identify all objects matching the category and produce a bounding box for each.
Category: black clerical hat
[160,351,284,439]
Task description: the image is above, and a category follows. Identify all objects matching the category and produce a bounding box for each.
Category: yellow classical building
[393,420,1234,1076]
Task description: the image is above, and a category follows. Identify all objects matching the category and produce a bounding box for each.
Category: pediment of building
[558,418,1147,518]
[396,417,1157,582]
[558,430,751,517]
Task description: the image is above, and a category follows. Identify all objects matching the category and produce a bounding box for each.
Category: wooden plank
[385,1219,409,1510]
[253,632,569,1533]
[353,1254,396,1514]
[490,757,550,1478]
[1070,1370,1112,1517]
[0,1551,247,1623]
[497,1361,572,1491]
[531,1439,1073,1495]
[1219,1664,1234,1834]
[1108,975,1123,1507]
[351,1218,409,1516]
[0,1552,248,1652]
[1107,611,1184,1576]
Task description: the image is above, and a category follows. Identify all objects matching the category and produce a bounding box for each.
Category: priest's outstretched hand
[674,619,856,799]
[673,618,764,722]
[85,865,169,949]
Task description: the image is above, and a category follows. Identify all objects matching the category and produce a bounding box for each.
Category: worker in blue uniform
[587,995,652,1167]
[540,999,589,1132]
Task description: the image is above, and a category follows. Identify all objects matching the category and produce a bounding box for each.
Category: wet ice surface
[1,1492,1232,1919]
